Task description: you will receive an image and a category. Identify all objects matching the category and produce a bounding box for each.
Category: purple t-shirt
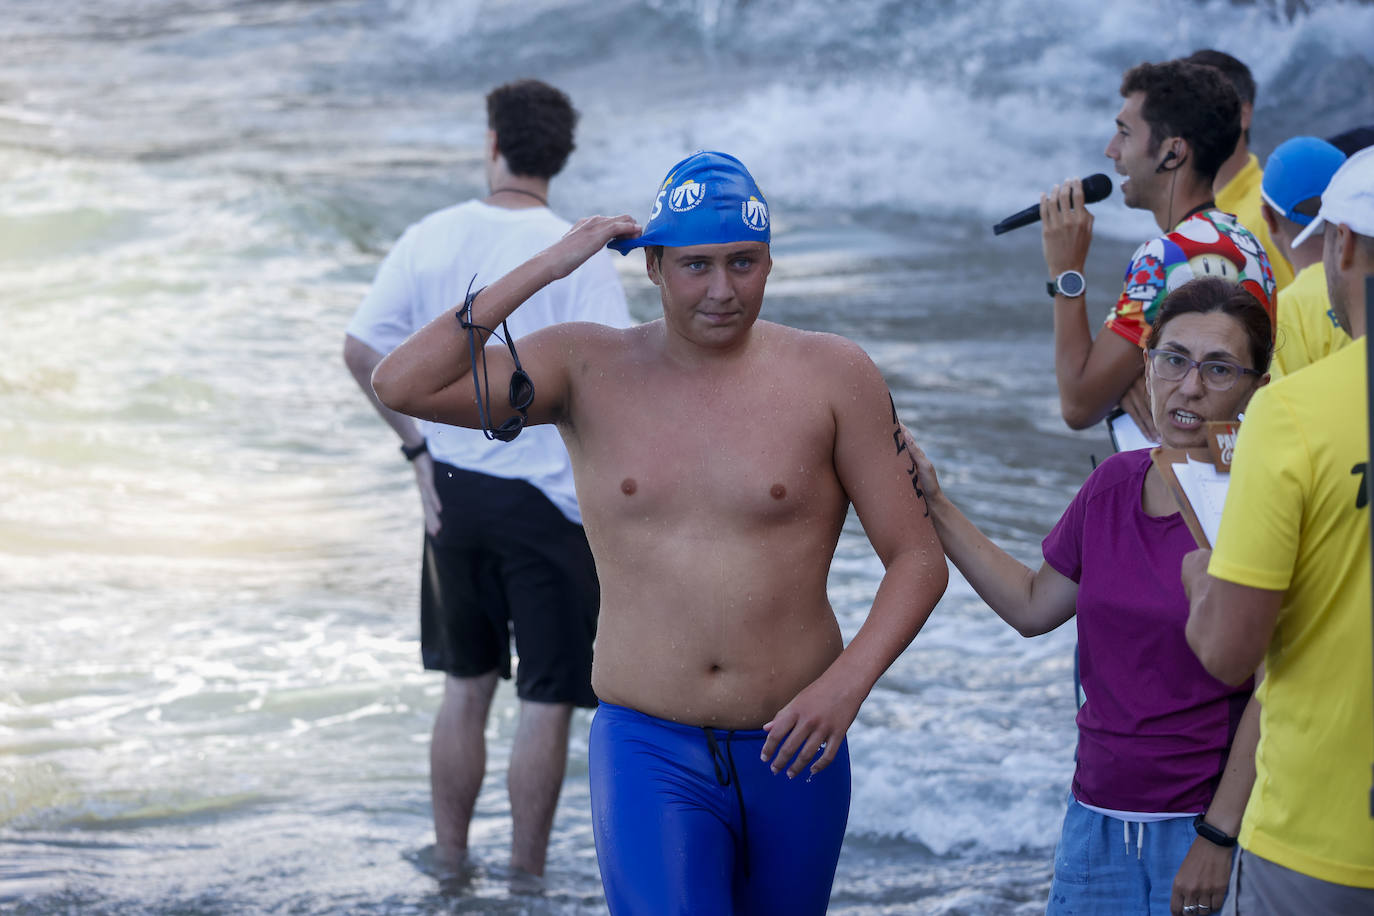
[1042,450,1252,813]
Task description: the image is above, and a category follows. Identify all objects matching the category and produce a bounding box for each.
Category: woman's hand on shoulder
[901,424,945,508]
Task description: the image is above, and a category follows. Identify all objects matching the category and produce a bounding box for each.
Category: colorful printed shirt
[1105,208,1276,348]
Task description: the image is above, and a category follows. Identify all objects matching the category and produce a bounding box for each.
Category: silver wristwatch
[1047,270,1086,298]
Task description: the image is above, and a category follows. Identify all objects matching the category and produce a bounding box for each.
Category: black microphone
[992,173,1113,235]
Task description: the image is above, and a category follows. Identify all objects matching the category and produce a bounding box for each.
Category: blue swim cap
[607,151,770,255]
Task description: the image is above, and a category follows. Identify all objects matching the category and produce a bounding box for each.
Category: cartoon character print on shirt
[1109,210,1276,346]
[1214,211,1275,293]
[1121,245,1168,308]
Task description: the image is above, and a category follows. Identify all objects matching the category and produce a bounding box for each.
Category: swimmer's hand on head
[371,213,639,425]
[544,214,642,279]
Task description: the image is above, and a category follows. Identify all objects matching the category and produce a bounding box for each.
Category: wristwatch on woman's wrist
[401,439,428,462]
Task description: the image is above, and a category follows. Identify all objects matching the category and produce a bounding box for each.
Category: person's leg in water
[430,670,499,875]
[499,483,600,878]
[508,697,574,876]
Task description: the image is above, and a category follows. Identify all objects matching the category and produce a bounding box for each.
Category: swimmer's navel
[620,478,637,496]
[770,483,787,500]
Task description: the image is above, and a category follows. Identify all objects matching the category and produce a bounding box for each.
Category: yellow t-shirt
[1216,152,1294,292]
[1270,261,1351,380]
[1209,338,1373,887]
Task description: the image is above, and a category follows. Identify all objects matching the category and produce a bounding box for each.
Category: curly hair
[1145,276,1273,373]
[1120,60,1241,184]
[485,79,578,179]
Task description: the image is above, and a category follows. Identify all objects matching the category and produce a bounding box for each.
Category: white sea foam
[380,0,1374,238]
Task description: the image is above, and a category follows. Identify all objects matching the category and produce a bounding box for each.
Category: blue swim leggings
[588,701,851,916]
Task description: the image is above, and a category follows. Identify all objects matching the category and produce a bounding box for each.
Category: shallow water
[3,1,1373,912]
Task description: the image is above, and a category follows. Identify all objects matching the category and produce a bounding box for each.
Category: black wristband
[1193,814,1237,847]
[400,440,428,462]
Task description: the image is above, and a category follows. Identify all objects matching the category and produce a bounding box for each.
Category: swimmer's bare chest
[563,352,849,725]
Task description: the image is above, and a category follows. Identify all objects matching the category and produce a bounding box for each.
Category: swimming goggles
[457,276,534,442]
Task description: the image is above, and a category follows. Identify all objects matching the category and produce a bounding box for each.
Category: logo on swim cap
[741,196,768,232]
[648,172,677,221]
[669,179,706,212]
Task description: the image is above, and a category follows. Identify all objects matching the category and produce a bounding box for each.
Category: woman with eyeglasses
[909,276,1272,916]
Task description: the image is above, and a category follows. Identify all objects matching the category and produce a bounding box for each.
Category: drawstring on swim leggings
[702,727,751,879]
[1122,820,1145,859]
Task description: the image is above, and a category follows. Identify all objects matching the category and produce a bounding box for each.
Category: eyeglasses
[459,278,534,442]
[1146,349,1260,392]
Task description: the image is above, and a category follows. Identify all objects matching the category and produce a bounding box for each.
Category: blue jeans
[1047,796,1206,915]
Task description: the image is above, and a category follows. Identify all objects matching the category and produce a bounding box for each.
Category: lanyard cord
[1170,198,1216,231]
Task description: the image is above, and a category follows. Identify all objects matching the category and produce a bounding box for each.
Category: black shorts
[420,462,599,708]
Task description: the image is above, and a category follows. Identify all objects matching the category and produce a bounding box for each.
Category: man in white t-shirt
[343,79,631,882]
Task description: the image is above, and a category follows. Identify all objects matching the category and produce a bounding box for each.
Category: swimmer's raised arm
[372,214,640,428]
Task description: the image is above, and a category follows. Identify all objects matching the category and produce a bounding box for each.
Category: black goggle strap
[505,332,534,410]
[457,276,533,440]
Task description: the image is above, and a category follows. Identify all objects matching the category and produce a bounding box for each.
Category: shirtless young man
[371,151,948,914]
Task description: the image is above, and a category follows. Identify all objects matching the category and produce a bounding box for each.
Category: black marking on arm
[889,392,929,517]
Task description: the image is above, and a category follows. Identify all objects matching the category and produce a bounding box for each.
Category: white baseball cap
[1293,145,1374,247]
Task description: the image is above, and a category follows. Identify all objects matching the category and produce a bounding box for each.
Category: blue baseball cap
[607,151,770,255]
[1261,136,1346,226]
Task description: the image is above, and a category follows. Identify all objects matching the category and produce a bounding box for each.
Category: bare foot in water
[407,843,477,895]
[506,867,546,897]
